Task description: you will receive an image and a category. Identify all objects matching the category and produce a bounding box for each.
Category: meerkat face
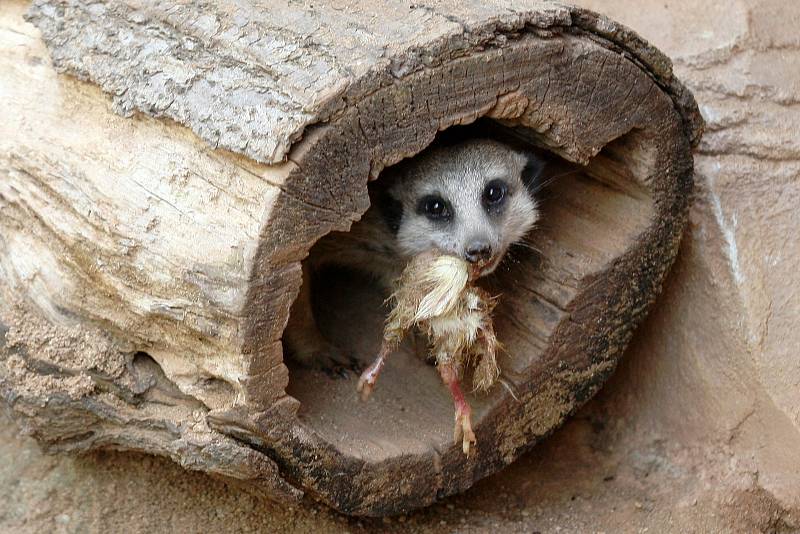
[386,139,543,276]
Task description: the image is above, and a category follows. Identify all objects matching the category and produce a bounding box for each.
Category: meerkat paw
[316,343,362,378]
[289,339,360,378]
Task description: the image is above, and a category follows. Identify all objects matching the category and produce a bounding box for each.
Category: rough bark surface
[0,0,701,515]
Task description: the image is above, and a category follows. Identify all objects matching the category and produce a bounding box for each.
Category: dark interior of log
[284,122,653,462]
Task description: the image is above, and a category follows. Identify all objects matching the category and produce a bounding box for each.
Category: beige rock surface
[578,0,800,515]
[1,0,799,532]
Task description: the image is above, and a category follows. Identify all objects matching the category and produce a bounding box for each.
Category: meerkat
[283,138,544,371]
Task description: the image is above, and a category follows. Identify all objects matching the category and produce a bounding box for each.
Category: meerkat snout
[464,240,492,264]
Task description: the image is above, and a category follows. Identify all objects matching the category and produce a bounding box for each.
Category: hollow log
[0,0,701,515]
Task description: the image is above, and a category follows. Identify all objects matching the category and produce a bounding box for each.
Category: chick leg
[438,362,476,456]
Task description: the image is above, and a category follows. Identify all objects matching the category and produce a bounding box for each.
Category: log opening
[284,124,654,464]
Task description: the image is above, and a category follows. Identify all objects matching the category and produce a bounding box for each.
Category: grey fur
[388,139,539,274]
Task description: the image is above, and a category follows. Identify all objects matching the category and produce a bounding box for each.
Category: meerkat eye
[417,195,451,221]
[483,179,508,206]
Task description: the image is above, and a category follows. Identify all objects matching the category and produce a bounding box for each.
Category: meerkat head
[381,138,543,276]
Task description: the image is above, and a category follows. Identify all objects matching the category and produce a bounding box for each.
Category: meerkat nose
[465,241,492,264]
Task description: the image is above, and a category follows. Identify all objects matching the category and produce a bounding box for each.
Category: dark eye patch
[482,179,508,212]
[417,194,452,222]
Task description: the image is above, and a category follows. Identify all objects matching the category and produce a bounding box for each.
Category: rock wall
[577,0,800,513]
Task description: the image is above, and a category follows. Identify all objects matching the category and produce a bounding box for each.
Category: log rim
[235,8,701,516]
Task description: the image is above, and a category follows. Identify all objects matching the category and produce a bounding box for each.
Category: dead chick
[357,249,501,455]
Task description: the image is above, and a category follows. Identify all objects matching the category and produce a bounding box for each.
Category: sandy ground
[1,370,794,534]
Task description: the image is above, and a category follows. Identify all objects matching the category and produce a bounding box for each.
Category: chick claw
[356,372,376,401]
[454,403,477,456]
[357,345,390,401]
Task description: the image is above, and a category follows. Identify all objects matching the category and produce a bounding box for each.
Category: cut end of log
[1,0,701,516]
[276,122,664,514]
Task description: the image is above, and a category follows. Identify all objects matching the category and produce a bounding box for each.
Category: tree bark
[0,0,701,515]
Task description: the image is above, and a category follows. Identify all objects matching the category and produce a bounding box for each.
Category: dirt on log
[0,0,701,515]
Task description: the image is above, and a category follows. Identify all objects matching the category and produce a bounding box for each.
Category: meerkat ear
[378,188,404,235]
[519,152,546,193]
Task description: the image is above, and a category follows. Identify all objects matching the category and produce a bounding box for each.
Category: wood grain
[0,0,701,515]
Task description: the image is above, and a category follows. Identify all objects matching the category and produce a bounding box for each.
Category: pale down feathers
[384,250,501,391]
